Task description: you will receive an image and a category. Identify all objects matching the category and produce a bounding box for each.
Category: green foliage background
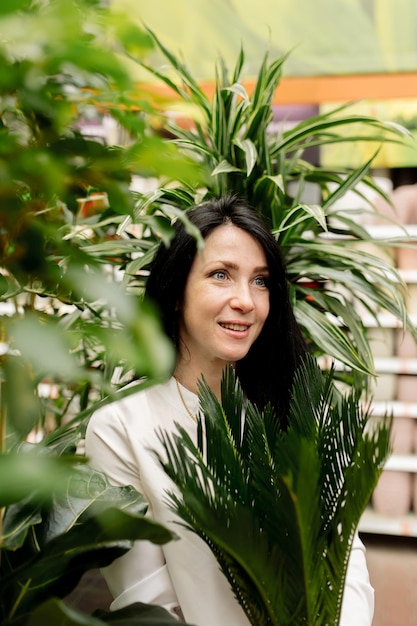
[0,1,199,624]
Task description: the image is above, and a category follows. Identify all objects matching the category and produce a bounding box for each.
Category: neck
[174,359,227,401]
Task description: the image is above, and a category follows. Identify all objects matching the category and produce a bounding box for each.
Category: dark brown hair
[145,193,307,424]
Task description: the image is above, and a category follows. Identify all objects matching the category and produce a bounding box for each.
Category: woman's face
[177,224,270,373]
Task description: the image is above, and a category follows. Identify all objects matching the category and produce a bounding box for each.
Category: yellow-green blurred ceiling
[114,0,417,79]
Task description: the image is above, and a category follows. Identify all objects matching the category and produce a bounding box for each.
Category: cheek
[253,297,270,341]
[260,295,270,324]
[180,288,212,330]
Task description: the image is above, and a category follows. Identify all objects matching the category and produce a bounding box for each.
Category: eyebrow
[209,260,270,273]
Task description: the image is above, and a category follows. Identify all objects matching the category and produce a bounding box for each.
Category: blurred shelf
[320,312,417,330]
[361,312,417,328]
[399,268,417,284]
[370,401,417,419]
[373,357,417,375]
[369,357,417,374]
[384,455,417,473]
[325,357,417,374]
[364,225,417,239]
[323,223,417,538]
[359,508,417,538]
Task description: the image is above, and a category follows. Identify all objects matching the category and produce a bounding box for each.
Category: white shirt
[85,377,374,625]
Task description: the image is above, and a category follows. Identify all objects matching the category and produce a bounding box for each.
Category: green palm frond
[158,358,391,625]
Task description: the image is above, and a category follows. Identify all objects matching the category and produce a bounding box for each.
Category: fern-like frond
[158,358,391,625]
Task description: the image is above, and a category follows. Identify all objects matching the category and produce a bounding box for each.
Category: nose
[230,282,255,312]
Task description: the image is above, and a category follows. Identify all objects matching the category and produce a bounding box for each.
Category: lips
[219,322,251,332]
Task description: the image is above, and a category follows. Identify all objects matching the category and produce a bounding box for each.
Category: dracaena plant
[158,357,392,626]
[129,30,417,391]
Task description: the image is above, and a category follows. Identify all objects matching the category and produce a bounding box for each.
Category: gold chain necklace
[174,377,197,424]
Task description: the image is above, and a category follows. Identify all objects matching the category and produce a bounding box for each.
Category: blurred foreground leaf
[0,449,79,507]
[1,464,175,624]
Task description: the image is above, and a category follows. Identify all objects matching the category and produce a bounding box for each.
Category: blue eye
[213,270,227,280]
[254,276,268,287]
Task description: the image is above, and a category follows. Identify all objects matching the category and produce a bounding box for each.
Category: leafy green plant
[1,462,184,626]
[159,358,391,626]
[0,1,201,623]
[132,31,416,388]
[0,0,167,491]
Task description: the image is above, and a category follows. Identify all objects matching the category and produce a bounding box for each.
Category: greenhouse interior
[1,2,417,625]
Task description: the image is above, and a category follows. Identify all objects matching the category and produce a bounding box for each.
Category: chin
[221,350,250,364]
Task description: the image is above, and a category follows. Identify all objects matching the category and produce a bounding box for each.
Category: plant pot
[372,471,412,517]
[396,329,417,358]
[391,417,414,454]
[397,375,417,403]
[77,192,109,217]
[397,245,417,271]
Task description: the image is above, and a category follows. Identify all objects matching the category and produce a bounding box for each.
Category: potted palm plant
[159,358,391,626]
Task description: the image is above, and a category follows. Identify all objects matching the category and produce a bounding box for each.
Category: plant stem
[8,578,32,620]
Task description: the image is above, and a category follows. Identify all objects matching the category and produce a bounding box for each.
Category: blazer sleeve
[85,404,181,616]
[339,532,374,626]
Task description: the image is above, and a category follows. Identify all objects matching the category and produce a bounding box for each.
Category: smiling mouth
[219,322,251,332]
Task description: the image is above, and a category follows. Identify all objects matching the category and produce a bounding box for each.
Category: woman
[85,194,374,625]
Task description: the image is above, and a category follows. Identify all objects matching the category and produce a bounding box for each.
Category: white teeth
[220,323,248,331]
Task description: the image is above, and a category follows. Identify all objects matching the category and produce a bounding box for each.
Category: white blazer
[85,377,374,626]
